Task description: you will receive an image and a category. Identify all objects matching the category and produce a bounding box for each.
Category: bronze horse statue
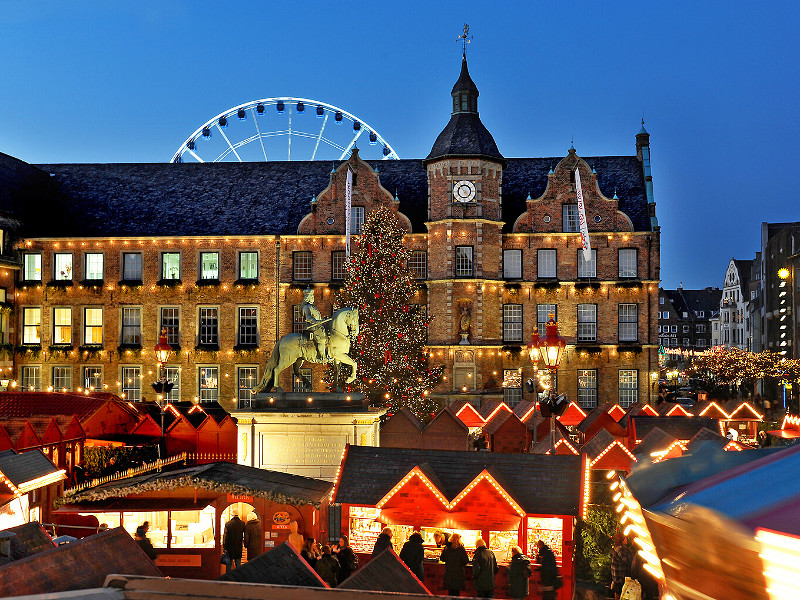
[252,307,359,393]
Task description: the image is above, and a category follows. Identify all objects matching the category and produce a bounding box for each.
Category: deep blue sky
[2,1,799,289]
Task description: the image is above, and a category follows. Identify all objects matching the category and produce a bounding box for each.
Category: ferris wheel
[170,97,399,163]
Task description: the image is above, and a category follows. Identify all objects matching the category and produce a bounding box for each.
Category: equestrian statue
[252,287,359,393]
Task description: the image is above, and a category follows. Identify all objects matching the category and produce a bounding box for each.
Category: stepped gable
[338,547,430,594]
[218,541,326,587]
[0,527,161,596]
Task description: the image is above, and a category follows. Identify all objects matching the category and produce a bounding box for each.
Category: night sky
[2,1,799,289]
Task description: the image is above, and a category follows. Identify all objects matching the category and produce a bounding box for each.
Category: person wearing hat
[243,512,262,561]
[223,510,246,571]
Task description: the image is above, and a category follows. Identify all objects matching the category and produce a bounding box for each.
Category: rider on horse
[301,287,330,362]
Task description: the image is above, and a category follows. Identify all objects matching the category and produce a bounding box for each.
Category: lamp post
[151,330,174,458]
[536,314,567,452]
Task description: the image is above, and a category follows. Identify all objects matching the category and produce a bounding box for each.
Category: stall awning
[56,497,214,512]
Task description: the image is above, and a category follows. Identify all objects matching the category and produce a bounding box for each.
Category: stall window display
[348,507,383,553]
[489,530,518,562]
[171,506,216,548]
[526,517,563,561]
[123,511,169,547]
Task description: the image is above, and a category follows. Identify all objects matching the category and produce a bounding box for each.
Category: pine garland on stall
[327,207,443,421]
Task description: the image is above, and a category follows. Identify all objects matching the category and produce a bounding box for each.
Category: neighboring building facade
[0,54,660,410]
[719,258,752,350]
[659,286,721,353]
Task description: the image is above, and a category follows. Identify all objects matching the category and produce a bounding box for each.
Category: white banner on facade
[575,167,592,262]
[345,168,353,258]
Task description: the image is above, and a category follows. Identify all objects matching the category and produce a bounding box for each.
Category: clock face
[453,180,476,203]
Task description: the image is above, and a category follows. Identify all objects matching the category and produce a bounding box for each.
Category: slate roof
[581,429,625,461]
[530,427,577,455]
[338,548,430,594]
[0,527,161,596]
[663,288,722,320]
[0,449,62,487]
[217,541,326,587]
[686,428,728,453]
[634,428,679,458]
[333,445,583,516]
[65,461,332,507]
[477,399,509,420]
[7,151,651,238]
[426,112,504,163]
[2,522,56,562]
[631,417,718,442]
[482,409,522,436]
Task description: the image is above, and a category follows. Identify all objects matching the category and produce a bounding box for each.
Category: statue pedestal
[459,333,470,345]
[247,391,367,411]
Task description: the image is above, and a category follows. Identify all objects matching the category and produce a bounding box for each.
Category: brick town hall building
[0,55,660,410]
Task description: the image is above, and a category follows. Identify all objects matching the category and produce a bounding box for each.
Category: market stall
[330,445,588,599]
[55,461,331,580]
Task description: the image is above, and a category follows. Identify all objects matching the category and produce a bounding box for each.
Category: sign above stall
[227,494,254,503]
[272,511,291,529]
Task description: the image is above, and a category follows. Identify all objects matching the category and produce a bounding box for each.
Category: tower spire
[457,23,473,55]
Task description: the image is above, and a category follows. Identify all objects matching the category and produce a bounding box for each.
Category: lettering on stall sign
[272,511,291,529]
[227,494,253,503]
[155,554,202,567]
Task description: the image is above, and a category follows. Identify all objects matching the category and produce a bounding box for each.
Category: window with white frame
[537,304,556,334]
[293,251,312,280]
[54,253,73,281]
[121,366,141,401]
[696,339,706,348]
[237,366,258,405]
[562,204,579,232]
[121,307,141,345]
[84,308,103,345]
[503,369,522,406]
[199,367,218,402]
[198,307,219,346]
[52,366,72,391]
[351,206,365,235]
[577,249,597,278]
[618,304,638,342]
[683,338,690,347]
[455,246,473,277]
[683,325,689,333]
[161,253,181,280]
[160,307,180,346]
[199,252,219,280]
[659,296,665,305]
[618,248,638,278]
[409,251,427,279]
[577,304,597,342]
[503,249,522,279]
[53,307,72,345]
[238,307,258,346]
[578,369,598,408]
[239,252,258,280]
[670,325,677,333]
[331,251,347,280]
[83,367,102,391]
[292,305,305,334]
[292,367,312,393]
[619,370,638,407]
[537,249,557,278]
[122,253,142,281]
[84,253,104,280]
[164,365,180,401]
[23,253,42,281]
[503,304,523,342]
[696,324,707,333]
[22,308,41,345]
[21,366,40,391]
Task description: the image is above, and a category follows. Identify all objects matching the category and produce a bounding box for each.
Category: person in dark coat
[535,540,558,600]
[315,544,340,587]
[439,532,469,596]
[222,511,246,571]
[610,532,632,600]
[371,527,394,557]
[243,513,262,561]
[472,538,498,598]
[301,537,320,568]
[134,525,157,560]
[507,546,532,600]
[335,535,359,582]
[399,531,425,581]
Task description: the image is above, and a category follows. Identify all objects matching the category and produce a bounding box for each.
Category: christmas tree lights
[327,208,443,420]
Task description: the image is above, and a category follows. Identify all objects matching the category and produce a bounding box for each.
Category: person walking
[243,512,262,562]
[222,511,246,571]
[611,532,632,600]
[507,546,532,600]
[134,524,157,560]
[315,544,341,587]
[399,531,425,582]
[372,527,394,557]
[335,535,359,582]
[440,532,469,597]
[472,538,498,598]
[301,537,320,568]
[535,540,558,600]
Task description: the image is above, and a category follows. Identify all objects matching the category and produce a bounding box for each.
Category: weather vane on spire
[458,23,473,55]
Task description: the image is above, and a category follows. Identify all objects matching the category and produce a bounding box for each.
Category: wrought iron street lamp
[536,314,568,452]
[150,330,174,456]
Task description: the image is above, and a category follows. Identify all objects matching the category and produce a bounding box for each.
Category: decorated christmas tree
[328,207,443,420]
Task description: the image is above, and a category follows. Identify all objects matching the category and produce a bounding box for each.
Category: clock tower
[424,52,506,394]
